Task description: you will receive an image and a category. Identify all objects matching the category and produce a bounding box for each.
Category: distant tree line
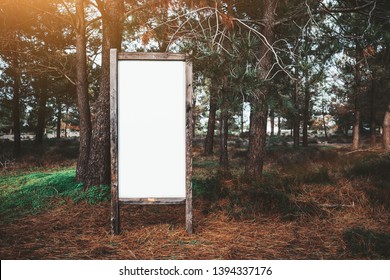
[1,0,390,186]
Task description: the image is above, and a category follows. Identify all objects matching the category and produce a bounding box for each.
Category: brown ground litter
[1,191,389,259]
[1,146,390,259]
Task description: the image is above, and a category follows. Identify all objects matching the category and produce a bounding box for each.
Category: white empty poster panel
[118,60,186,199]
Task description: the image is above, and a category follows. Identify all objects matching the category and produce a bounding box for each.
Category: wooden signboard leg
[186,61,193,234]
[186,185,193,234]
[111,183,120,235]
[110,48,120,235]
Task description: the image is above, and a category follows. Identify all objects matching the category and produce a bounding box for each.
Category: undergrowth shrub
[269,146,338,167]
[301,167,331,184]
[343,227,390,259]
[0,138,79,169]
[348,152,390,188]
[347,152,390,209]
[192,176,226,202]
[226,182,294,219]
[193,170,324,220]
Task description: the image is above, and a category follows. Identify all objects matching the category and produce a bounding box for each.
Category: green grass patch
[0,169,110,224]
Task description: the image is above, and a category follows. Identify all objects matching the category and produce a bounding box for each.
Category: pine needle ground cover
[1,144,390,259]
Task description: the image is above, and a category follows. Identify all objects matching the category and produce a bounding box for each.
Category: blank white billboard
[117,60,186,199]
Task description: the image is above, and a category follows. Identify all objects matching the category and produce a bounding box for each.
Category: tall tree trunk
[383,102,390,150]
[270,108,275,136]
[35,79,47,145]
[219,77,229,172]
[245,0,277,181]
[75,0,92,182]
[245,103,267,179]
[277,115,281,136]
[241,100,245,135]
[370,79,376,147]
[56,99,62,139]
[322,110,328,141]
[86,0,124,187]
[293,60,300,147]
[352,104,360,150]
[11,46,21,158]
[192,93,197,138]
[352,44,362,150]
[204,82,218,155]
[302,82,310,147]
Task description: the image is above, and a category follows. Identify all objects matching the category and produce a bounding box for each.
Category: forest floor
[1,136,390,259]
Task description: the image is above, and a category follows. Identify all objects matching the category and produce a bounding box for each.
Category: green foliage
[343,227,390,259]
[192,177,225,202]
[0,169,110,224]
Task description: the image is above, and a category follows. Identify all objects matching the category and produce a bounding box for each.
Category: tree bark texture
[56,99,62,139]
[383,102,390,150]
[352,107,360,150]
[293,77,300,147]
[75,0,92,182]
[35,79,47,145]
[245,103,267,180]
[302,82,310,147]
[204,82,218,155]
[86,0,124,187]
[192,93,196,137]
[11,47,21,157]
[322,110,328,140]
[352,44,362,151]
[241,102,245,135]
[219,77,229,172]
[245,0,277,181]
[293,51,300,146]
[270,108,275,136]
[370,79,376,147]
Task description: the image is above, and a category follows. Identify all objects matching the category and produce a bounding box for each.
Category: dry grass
[1,144,390,260]
[1,189,389,259]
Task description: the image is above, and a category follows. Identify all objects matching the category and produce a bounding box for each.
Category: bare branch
[92,0,106,19]
[60,0,77,27]
[24,3,73,27]
[319,1,376,14]
[276,1,376,26]
[86,15,102,28]
[122,0,161,22]
[235,18,295,80]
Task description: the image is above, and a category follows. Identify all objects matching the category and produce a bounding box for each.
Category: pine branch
[319,1,376,14]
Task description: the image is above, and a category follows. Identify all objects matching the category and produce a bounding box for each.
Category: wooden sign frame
[110,49,193,235]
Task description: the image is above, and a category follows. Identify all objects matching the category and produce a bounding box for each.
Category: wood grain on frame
[110,48,120,234]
